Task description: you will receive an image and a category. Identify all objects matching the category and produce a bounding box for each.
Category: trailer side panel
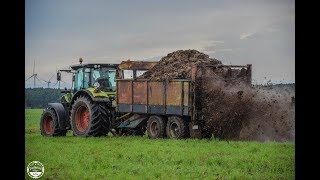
[117,79,191,116]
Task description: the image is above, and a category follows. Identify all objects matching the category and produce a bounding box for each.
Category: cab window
[74,68,83,91]
[84,68,90,88]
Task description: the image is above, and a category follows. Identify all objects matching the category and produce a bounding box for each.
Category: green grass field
[26,109,294,179]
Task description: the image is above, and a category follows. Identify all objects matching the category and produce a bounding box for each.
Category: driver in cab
[95,70,112,91]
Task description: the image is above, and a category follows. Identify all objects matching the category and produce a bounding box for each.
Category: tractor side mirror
[72,74,75,81]
[57,71,61,81]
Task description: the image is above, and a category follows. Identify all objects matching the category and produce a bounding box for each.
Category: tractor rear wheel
[147,116,166,139]
[166,116,188,139]
[70,96,111,137]
[40,107,67,136]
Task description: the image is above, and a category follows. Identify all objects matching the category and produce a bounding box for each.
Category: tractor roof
[70,63,119,70]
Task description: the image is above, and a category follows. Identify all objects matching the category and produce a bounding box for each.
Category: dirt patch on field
[140,49,295,142]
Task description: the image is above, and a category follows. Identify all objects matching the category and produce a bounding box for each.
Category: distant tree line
[25,88,62,109]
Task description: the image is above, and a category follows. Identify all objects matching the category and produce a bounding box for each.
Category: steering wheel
[96,77,112,91]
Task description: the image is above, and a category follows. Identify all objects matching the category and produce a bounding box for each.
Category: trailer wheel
[40,107,67,136]
[166,116,188,139]
[147,116,166,139]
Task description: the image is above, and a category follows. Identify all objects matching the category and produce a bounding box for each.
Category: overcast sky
[25,0,294,88]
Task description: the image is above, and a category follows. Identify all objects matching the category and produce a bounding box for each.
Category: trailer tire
[166,116,188,139]
[147,116,166,139]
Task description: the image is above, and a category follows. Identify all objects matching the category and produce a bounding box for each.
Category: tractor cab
[70,63,118,92]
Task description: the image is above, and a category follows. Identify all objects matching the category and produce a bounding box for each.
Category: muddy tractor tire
[166,116,188,139]
[70,96,111,137]
[147,116,166,139]
[40,107,67,136]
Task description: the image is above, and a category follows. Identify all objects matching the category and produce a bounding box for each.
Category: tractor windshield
[73,67,116,92]
[92,68,116,92]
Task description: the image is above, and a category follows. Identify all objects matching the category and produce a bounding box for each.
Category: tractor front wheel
[70,96,111,137]
[40,107,67,136]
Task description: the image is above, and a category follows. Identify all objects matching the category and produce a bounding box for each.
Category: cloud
[202,40,226,52]
[202,45,217,52]
[202,40,232,54]
[211,40,224,44]
[240,32,254,40]
[204,48,233,54]
[240,21,282,40]
[266,27,280,33]
[217,48,232,52]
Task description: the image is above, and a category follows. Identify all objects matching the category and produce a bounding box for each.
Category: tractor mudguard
[71,89,113,104]
[48,103,68,130]
[61,93,72,103]
[86,87,114,98]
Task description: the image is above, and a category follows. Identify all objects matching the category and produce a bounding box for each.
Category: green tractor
[40,59,118,137]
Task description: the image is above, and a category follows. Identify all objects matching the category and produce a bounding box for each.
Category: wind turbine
[25,60,38,88]
[41,74,54,88]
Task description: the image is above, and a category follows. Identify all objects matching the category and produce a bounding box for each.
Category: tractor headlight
[93,82,100,88]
